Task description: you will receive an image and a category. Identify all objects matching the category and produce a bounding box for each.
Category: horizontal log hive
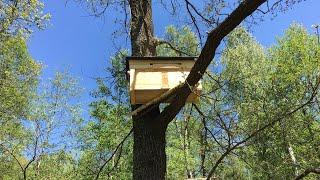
[126,56,202,105]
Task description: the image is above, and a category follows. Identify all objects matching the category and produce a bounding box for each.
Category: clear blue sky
[27,0,320,115]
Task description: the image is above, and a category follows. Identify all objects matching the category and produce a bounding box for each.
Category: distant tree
[235,25,320,179]
[202,24,320,179]
[0,0,50,37]
[27,70,83,179]
[0,68,83,179]
[0,35,41,179]
[77,50,132,180]
[0,1,82,179]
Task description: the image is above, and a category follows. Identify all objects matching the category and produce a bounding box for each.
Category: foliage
[212,24,320,179]
[77,50,132,179]
[1,71,83,179]
[1,1,320,178]
[74,24,320,180]
[0,36,41,180]
[0,36,41,123]
[242,24,320,179]
[156,25,199,56]
[0,0,50,37]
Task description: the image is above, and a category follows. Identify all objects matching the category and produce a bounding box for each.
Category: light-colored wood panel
[129,69,136,104]
[133,68,191,73]
[133,89,167,104]
[128,58,202,104]
[129,60,195,70]
[161,72,169,89]
[134,71,162,89]
[129,69,135,91]
[131,89,201,104]
[168,71,189,88]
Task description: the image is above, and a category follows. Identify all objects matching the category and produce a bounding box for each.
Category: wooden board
[133,70,193,90]
[128,58,202,104]
[130,89,201,104]
[129,59,195,70]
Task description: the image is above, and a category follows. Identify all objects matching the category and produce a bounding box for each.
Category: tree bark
[295,167,320,180]
[129,0,156,56]
[129,0,167,179]
[132,105,167,180]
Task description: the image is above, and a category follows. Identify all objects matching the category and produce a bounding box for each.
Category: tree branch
[22,122,41,180]
[155,38,194,56]
[95,128,133,180]
[185,0,203,46]
[131,0,267,129]
[295,167,320,180]
[131,83,184,117]
[0,144,25,173]
[185,0,213,25]
[155,0,268,127]
[206,77,320,179]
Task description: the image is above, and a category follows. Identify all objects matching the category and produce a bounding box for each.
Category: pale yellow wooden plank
[168,71,189,88]
[135,71,162,89]
[129,69,136,104]
[128,58,202,104]
[161,72,169,89]
[129,60,195,70]
[131,89,201,104]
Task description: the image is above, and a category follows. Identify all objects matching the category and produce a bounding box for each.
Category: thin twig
[95,128,133,180]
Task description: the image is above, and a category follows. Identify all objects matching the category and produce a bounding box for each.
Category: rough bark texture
[129,0,167,179]
[129,0,156,56]
[295,167,320,180]
[132,105,167,180]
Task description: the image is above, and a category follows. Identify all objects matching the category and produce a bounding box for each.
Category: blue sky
[27,0,320,115]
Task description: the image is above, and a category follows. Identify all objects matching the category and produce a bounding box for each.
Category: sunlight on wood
[126,57,202,104]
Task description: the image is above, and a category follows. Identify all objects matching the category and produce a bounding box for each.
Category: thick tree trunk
[129,0,167,179]
[132,106,167,180]
[129,0,156,57]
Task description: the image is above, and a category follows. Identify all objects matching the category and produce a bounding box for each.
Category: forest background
[1,0,320,179]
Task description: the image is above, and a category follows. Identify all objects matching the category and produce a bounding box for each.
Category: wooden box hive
[126,56,202,105]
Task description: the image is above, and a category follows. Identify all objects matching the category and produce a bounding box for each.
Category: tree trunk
[129,0,156,57]
[129,0,167,179]
[132,105,167,180]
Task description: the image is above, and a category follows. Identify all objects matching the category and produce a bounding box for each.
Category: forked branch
[206,77,320,179]
[156,0,268,127]
[95,128,133,180]
[155,38,194,56]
